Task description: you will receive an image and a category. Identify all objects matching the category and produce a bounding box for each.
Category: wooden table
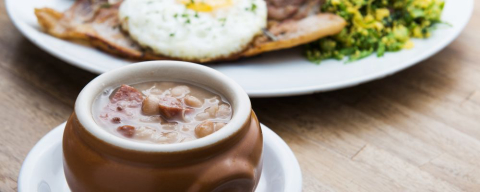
[1,1,479,191]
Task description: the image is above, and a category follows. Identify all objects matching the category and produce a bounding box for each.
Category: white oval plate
[5,0,473,97]
[18,123,302,192]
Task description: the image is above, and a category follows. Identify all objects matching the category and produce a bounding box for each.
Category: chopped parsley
[251,3,257,12]
[219,18,227,26]
[246,3,257,12]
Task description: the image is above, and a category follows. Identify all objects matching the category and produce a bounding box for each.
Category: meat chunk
[268,5,299,21]
[101,85,143,121]
[266,0,321,21]
[243,13,346,57]
[111,117,121,124]
[117,125,135,138]
[111,84,143,103]
[158,96,186,119]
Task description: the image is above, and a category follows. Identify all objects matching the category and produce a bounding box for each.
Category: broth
[92,82,233,144]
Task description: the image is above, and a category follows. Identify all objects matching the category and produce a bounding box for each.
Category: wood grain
[1,1,480,191]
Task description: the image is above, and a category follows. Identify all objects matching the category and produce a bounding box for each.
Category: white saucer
[18,123,302,192]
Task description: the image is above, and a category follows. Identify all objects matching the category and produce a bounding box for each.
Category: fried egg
[119,0,267,61]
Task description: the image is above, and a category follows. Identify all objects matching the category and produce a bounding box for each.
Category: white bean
[195,120,215,138]
[142,95,160,115]
[217,104,231,118]
[135,126,156,139]
[150,132,178,143]
[205,105,219,117]
[171,85,190,97]
[184,95,203,108]
[162,122,178,130]
[139,115,165,123]
[206,96,220,104]
[149,88,163,95]
[195,112,210,121]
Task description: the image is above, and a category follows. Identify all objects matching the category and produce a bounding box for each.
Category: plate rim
[5,0,474,98]
[17,122,303,192]
[247,0,474,97]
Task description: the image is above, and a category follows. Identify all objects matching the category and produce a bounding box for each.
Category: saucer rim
[18,122,302,192]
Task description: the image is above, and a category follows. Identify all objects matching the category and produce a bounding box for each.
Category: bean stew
[92,82,233,144]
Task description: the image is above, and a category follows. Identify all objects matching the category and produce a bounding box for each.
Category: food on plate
[35,0,346,63]
[306,0,446,63]
[119,0,267,61]
[93,82,232,144]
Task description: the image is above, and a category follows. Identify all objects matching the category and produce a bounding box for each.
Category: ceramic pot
[63,61,263,192]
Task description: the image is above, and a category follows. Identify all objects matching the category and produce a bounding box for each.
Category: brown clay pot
[63,61,263,192]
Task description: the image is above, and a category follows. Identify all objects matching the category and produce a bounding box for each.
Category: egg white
[119,0,267,61]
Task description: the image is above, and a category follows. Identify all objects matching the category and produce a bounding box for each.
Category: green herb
[251,3,257,12]
[100,3,111,8]
[305,0,445,63]
[246,3,257,12]
[219,18,226,26]
[170,33,175,37]
[186,0,194,6]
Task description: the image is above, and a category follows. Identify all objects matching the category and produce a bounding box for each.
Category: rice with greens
[305,0,445,63]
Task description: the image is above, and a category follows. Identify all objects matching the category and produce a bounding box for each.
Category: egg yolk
[179,0,233,12]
